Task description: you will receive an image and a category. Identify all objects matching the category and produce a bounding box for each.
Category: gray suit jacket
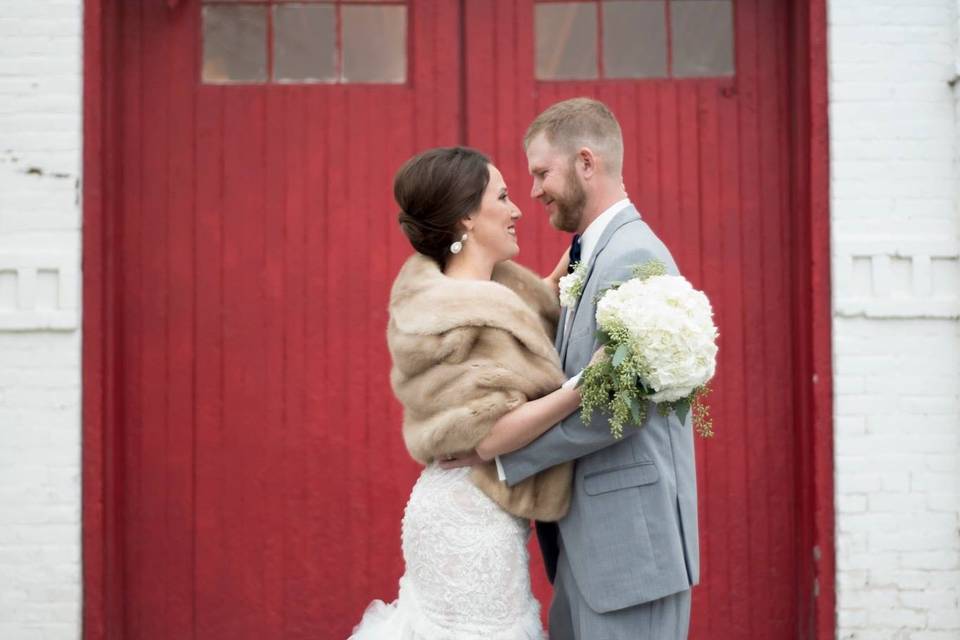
[499,206,700,614]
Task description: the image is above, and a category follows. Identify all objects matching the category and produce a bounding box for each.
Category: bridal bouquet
[577,261,718,439]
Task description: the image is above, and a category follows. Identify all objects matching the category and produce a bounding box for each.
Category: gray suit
[499,207,699,639]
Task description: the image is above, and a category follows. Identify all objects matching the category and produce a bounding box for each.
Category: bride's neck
[444,251,495,281]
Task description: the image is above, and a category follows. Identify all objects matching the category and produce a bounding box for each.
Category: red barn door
[468,2,805,638]
[88,0,822,638]
[108,1,460,638]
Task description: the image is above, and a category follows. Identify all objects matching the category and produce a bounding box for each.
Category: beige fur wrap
[387,253,573,521]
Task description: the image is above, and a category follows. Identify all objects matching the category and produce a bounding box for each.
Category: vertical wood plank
[81,0,112,634]
[693,78,721,639]
[221,87,269,639]
[262,87,287,640]
[635,82,661,223]
[736,2,767,637]
[120,1,144,637]
[344,84,371,614]
[656,82,680,248]
[717,0,749,632]
[322,82,352,626]
[465,0,495,151]
[164,2,198,638]
[758,0,796,633]
[281,85,309,639]
[676,81,701,281]
[193,84,225,640]
[138,0,171,635]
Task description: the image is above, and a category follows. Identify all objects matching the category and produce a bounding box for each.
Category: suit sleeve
[498,244,677,487]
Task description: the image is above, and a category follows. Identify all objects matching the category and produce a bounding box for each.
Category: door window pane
[201,1,408,85]
[532,0,735,81]
[202,5,268,83]
[671,0,735,77]
[535,3,598,80]
[603,1,667,79]
[274,4,337,82]
[341,6,407,83]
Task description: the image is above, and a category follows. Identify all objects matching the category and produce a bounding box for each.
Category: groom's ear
[577,147,597,179]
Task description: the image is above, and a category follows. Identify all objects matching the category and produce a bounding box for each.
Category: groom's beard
[550,168,587,233]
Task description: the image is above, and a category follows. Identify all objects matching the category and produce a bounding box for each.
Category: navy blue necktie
[567,234,582,273]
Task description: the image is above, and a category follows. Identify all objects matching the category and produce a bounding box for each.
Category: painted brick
[830,0,960,637]
[0,0,82,638]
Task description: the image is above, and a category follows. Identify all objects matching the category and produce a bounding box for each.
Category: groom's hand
[438,451,483,469]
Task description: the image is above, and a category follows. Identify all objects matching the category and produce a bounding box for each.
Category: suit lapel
[555,306,567,352]
[559,207,641,366]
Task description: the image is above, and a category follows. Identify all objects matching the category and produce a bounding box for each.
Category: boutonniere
[558,261,587,308]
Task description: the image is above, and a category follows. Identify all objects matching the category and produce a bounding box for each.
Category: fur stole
[387,253,572,521]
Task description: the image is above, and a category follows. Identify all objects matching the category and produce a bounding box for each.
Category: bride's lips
[507,225,517,237]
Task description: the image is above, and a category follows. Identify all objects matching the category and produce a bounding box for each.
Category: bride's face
[465,164,522,261]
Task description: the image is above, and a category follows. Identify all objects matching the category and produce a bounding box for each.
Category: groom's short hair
[524,98,624,176]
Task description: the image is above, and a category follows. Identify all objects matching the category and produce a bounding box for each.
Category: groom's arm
[497,398,649,486]
[499,240,677,487]
[494,372,583,480]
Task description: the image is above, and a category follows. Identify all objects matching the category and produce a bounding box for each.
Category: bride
[349,147,588,639]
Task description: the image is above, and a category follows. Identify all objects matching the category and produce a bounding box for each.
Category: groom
[444,98,700,639]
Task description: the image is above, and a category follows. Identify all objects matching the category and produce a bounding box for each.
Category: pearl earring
[450,233,468,254]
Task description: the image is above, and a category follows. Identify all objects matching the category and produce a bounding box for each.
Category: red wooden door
[466,1,801,638]
[116,1,459,638]
[111,0,801,638]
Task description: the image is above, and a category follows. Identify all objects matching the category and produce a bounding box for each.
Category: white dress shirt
[495,199,634,481]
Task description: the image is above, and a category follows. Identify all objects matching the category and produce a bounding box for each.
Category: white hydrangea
[558,261,587,308]
[596,274,718,403]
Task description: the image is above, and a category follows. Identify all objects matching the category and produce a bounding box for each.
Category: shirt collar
[579,198,632,266]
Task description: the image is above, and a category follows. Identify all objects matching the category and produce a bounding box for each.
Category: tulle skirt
[350,577,544,639]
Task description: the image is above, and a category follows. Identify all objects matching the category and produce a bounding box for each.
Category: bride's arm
[475,385,580,461]
[542,249,569,297]
[441,349,605,468]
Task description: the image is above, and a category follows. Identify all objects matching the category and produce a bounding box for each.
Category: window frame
[200,0,411,86]
[533,0,736,82]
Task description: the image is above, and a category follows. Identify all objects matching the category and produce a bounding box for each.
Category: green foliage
[632,260,667,280]
[576,259,715,440]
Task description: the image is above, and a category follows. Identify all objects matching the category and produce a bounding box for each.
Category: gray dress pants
[548,542,691,640]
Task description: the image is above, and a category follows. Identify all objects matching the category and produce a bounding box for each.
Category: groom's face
[526,133,586,233]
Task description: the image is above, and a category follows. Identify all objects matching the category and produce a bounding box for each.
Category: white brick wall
[0,1,83,639]
[830,1,960,638]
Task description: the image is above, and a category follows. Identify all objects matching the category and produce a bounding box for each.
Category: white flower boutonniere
[558,261,587,308]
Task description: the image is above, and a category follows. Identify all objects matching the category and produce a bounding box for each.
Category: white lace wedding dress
[349,463,546,639]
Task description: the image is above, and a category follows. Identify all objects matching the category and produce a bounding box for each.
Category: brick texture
[830,0,960,637]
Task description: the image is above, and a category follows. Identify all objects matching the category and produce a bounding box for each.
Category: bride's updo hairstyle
[395,146,491,267]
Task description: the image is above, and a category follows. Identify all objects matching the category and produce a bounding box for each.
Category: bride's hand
[551,248,570,281]
[543,249,570,296]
